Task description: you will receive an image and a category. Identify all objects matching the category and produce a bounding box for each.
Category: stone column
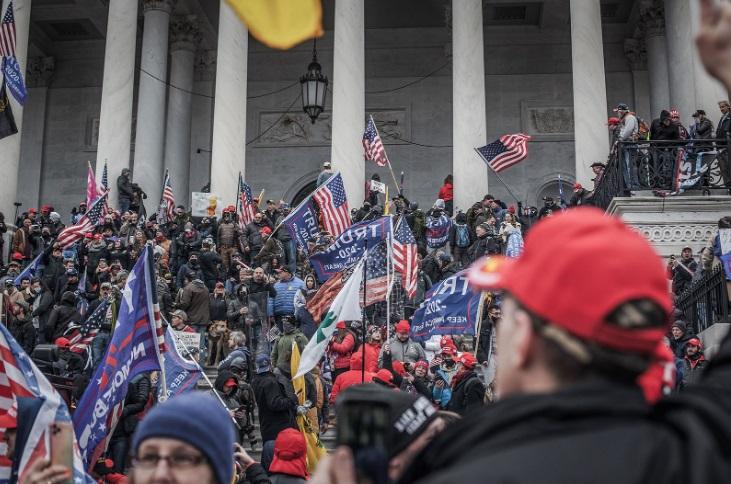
[452,0,487,212]
[0,0,32,222]
[133,0,174,209]
[330,0,364,206]
[624,38,651,122]
[96,0,139,209]
[189,50,215,195]
[18,56,54,210]
[640,0,670,118]
[570,0,609,187]
[210,0,247,204]
[163,15,199,209]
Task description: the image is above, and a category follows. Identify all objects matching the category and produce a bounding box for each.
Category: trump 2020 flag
[295,255,364,378]
[0,324,94,484]
[409,270,481,342]
[159,326,201,400]
[13,251,43,286]
[283,197,320,255]
[73,245,165,467]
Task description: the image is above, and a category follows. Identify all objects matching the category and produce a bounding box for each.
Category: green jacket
[271,330,308,373]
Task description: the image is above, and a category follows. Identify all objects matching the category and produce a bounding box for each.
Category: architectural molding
[194,49,216,82]
[632,223,716,245]
[170,15,201,52]
[624,38,648,71]
[25,56,55,88]
[520,100,574,141]
[638,0,665,38]
[142,0,175,14]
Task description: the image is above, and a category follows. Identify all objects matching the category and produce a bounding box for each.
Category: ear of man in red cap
[403,207,731,484]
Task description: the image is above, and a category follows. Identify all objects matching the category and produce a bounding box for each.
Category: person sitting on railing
[667,247,698,297]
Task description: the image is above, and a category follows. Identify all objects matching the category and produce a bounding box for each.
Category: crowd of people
[5,1,731,483]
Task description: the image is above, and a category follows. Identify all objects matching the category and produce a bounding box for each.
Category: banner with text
[283,197,320,254]
[410,270,481,342]
[309,216,392,282]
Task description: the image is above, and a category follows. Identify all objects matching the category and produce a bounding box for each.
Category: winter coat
[41,254,66,292]
[46,292,82,342]
[402,333,731,484]
[178,280,210,326]
[329,354,374,404]
[227,297,262,330]
[363,342,381,373]
[330,331,355,370]
[117,373,151,436]
[270,329,308,373]
[217,222,240,248]
[251,371,297,443]
[116,174,134,200]
[31,290,54,334]
[176,262,204,290]
[447,370,485,415]
[431,369,453,408]
[681,354,707,388]
[272,277,305,316]
[378,337,426,366]
[209,294,228,321]
[244,222,267,251]
[16,318,36,356]
[199,250,222,284]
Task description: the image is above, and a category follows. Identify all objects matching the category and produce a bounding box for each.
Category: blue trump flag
[410,270,481,342]
[73,245,165,466]
[309,216,392,282]
[282,197,320,255]
[2,57,27,106]
[13,251,43,286]
[159,326,201,400]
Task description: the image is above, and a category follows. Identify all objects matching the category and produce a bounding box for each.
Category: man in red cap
[445,353,484,416]
[681,338,707,389]
[401,208,731,482]
[379,320,425,367]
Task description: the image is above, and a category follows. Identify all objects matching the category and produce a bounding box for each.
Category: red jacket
[438,183,453,202]
[363,342,381,373]
[329,353,373,403]
[330,331,355,370]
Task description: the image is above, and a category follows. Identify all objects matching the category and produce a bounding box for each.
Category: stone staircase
[198,366,336,462]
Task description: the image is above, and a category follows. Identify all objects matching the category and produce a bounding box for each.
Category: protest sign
[191,192,222,218]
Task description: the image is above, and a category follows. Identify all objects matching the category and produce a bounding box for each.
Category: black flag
[0,77,18,140]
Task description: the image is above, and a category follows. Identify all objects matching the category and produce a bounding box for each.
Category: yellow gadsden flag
[291,341,327,470]
[226,0,323,50]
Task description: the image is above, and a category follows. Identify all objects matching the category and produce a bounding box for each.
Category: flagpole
[361,241,367,384]
[474,148,522,205]
[473,291,488,359]
[370,115,401,190]
[385,217,395,338]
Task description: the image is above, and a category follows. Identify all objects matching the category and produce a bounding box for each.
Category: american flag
[86,161,98,208]
[67,299,110,354]
[361,241,390,307]
[159,169,175,223]
[306,268,349,324]
[476,133,531,173]
[393,218,418,299]
[99,162,109,215]
[363,116,389,167]
[0,323,93,483]
[56,194,106,249]
[0,2,15,58]
[313,172,351,238]
[238,174,256,228]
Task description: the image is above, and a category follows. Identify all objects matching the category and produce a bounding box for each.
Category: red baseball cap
[223,378,237,388]
[441,345,457,357]
[336,321,347,329]
[468,208,671,355]
[395,320,410,333]
[459,353,477,369]
[392,360,406,376]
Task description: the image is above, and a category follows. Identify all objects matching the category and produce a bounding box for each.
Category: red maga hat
[468,208,671,355]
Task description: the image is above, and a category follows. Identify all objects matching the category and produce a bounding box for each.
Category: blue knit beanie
[131,392,235,484]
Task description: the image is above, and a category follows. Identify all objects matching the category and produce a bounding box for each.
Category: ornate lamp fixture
[300,39,328,123]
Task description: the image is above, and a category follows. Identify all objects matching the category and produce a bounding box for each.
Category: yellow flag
[384,185,390,215]
[226,0,323,50]
[291,342,327,470]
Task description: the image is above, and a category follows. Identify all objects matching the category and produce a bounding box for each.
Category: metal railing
[586,137,730,210]
[676,265,730,334]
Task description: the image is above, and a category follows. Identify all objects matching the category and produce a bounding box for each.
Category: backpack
[455,224,470,248]
[635,116,650,140]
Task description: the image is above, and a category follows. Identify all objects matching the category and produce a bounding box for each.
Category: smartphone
[49,422,74,484]
[336,398,391,484]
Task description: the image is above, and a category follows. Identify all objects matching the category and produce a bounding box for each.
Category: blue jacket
[272,277,305,316]
[432,369,452,408]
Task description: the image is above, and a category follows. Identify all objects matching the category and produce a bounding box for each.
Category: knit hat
[338,384,438,457]
[269,429,308,479]
[373,369,396,388]
[433,199,445,210]
[255,354,271,374]
[131,393,235,484]
[395,320,410,334]
[392,360,406,376]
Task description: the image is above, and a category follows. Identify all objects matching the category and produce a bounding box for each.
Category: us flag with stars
[0,2,15,58]
[56,194,106,249]
[476,133,531,173]
[361,241,390,307]
[362,116,389,167]
[313,172,351,238]
[393,218,418,299]
[68,299,111,354]
[99,162,109,215]
[238,174,256,228]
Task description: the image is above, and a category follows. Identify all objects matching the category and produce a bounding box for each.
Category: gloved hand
[296,405,309,416]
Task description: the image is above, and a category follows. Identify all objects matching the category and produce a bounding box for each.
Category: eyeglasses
[133,453,206,470]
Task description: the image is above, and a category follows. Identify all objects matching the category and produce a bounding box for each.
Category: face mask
[282,321,295,333]
[443,359,455,368]
[33,287,42,294]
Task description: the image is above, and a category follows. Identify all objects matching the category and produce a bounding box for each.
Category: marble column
[18,56,55,210]
[624,39,651,122]
[640,1,670,118]
[452,0,487,212]
[189,50,215,195]
[96,0,139,209]
[570,0,609,187]
[0,0,31,225]
[330,0,364,206]
[133,0,174,209]
[163,15,199,209]
[210,0,247,204]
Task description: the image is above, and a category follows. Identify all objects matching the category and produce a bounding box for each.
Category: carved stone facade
[194,49,216,82]
[638,0,665,38]
[170,15,200,52]
[25,56,55,88]
[520,101,574,141]
[624,38,648,71]
[143,0,175,14]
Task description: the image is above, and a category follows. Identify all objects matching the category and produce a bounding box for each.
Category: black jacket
[251,371,297,442]
[117,174,134,200]
[446,371,485,416]
[716,113,731,141]
[401,331,731,484]
[46,292,82,341]
[116,373,152,436]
